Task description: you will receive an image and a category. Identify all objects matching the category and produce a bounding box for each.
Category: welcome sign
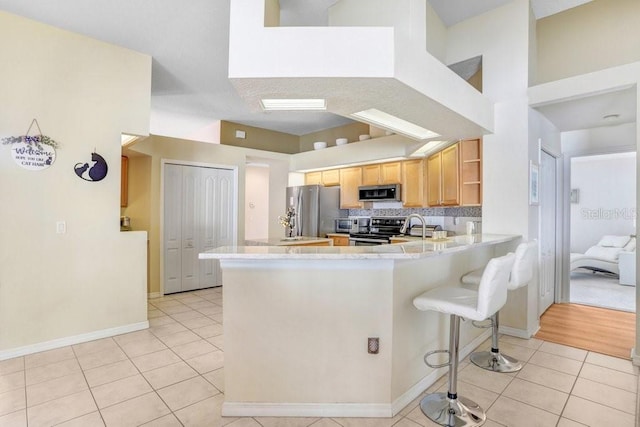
[11,139,56,170]
[3,119,59,171]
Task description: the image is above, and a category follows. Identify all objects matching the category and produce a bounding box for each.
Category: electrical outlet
[56,221,66,234]
[368,337,379,354]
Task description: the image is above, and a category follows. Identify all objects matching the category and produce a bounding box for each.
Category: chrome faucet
[400,214,427,239]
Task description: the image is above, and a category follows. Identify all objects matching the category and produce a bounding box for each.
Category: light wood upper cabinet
[380,162,402,184]
[305,171,322,185]
[460,138,482,206]
[426,154,441,207]
[301,141,481,209]
[339,167,363,209]
[427,144,460,206]
[322,169,340,186]
[305,169,340,186]
[361,162,401,186]
[401,159,425,208]
[441,144,460,205]
[361,164,381,186]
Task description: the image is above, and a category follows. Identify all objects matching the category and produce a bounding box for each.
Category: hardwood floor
[535,303,636,359]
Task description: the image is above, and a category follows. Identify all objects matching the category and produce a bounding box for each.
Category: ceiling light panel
[260,99,327,111]
[351,109,440,140]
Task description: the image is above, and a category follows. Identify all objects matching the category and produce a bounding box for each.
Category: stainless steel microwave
[335,217,370,234]
[358,184,401,202]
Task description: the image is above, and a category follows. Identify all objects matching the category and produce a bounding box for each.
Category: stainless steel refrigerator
[285,185,341,237]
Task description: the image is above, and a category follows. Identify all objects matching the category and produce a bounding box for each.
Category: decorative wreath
[1,119,59,151]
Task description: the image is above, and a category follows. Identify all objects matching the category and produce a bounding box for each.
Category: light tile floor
[0,287,638,427]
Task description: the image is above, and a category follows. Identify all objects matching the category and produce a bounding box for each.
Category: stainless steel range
[348,217,405,246]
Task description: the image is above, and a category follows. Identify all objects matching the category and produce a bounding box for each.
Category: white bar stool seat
[461,240,537,373]
[413,252,515,427]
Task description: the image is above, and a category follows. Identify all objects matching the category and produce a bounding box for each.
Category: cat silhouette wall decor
[74,152,108,182]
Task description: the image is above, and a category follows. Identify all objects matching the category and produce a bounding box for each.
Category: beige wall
[122,154,152,292]
[0,12,151,355]
[299,122,370,151]
[129,135,290,295]
[536,0,640,84]
[220,121,299,154]
[264,0,280,27]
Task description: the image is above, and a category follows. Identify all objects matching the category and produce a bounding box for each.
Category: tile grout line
[64,344,106,427]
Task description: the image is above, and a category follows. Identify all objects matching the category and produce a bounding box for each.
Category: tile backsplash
[347,205,482,235]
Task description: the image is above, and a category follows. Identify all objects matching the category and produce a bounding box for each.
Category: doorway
[568,152,636,312]
[163,162,236,294]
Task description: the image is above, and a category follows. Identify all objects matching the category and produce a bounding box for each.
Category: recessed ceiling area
[533,87,637,132]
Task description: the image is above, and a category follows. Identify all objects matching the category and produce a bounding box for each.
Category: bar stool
[461,241,537,373]
[413,252,515,427]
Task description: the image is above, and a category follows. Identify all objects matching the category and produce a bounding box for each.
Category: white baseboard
[222,402,392,418]
[0,321,149,361]
[222,329,492,418]
[148,292,162,299]
[499,324,539,339]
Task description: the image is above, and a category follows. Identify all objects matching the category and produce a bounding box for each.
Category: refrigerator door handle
[297,191,303,236]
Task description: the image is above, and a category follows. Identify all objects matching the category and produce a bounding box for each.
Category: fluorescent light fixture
[260,99,326,111]
[351,109,440,140]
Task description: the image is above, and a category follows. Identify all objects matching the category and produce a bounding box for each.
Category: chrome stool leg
[420,315,486,427]
[470,312,522,373]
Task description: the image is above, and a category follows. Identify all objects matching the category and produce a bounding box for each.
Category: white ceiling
[0,0,620,139]
[534,86,637,132]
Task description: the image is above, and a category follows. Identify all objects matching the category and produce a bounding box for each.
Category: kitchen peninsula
[199,234,519,418]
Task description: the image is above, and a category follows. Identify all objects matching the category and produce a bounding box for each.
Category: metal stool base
[420,392,486,427]
[470,350,522,373]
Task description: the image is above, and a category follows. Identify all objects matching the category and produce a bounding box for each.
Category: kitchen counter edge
[199,234,519,260]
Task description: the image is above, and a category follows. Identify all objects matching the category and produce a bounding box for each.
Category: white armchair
[570,235,635,277]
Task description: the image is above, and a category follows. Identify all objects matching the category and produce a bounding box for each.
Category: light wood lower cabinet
[327,234,350,246]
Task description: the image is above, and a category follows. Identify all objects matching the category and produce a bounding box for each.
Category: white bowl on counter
[336,138,349,146]
[358,134,371,141]
[313,141,327,150]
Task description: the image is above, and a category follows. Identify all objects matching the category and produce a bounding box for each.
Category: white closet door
[181,166,201,292]
[216,169,235,247]
[199,168,235,287]
[164,164,183,294]
[539,151,557,315]
[164,163,235,294]
[200,167,219,288]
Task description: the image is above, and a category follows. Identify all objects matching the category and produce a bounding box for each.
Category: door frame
[560,145,636,303]
[538,148,563,314]
[160,158,239,296]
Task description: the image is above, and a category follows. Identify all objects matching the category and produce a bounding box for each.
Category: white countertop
[200,234,519,260]
[244,236,333,246]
